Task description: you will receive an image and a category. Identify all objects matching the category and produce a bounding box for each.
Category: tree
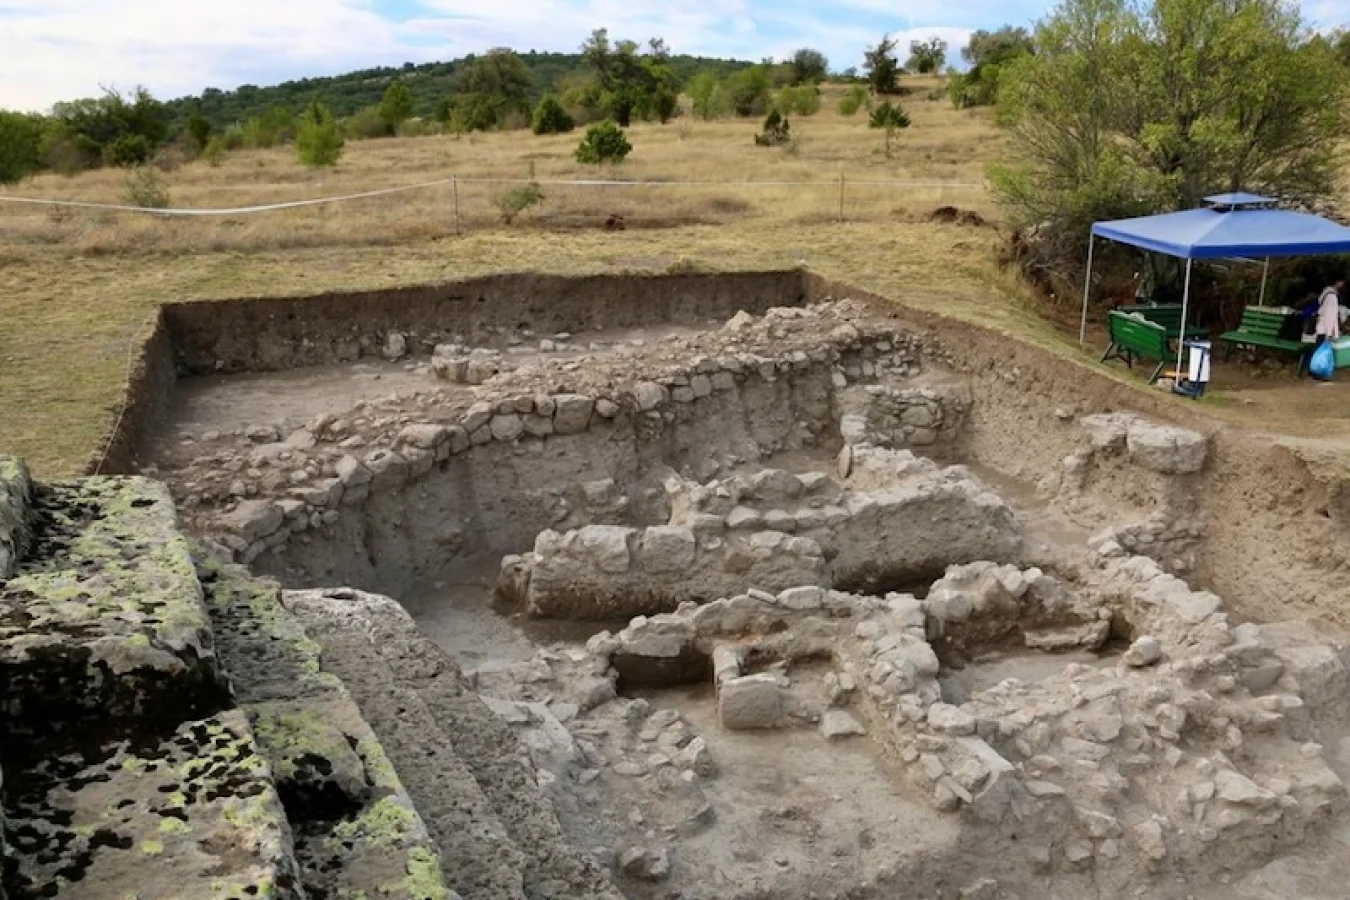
[950,27,1034,108]
[186,108,212,150]
[995,0,1349,293]
[578,30,678,125]
[452,48,534,128]
[869,100,911,157]
[963,26,1035,66]
[575,119,631,165]
[687,71,724,120]
[906,38,947,74]
[49,86,170,170]
[532,95,575,134]
[724,65,773,116]
[433,96,454,126]
[296,101,344,167]
[379,79,414,131]
[789,49,829,85]
[0,111,45,184]
[864,35,902,94]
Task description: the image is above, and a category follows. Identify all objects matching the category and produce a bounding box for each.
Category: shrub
[532,96,575,135]
[869,101,911,158]
[123,166,170,208]
[775,85,821,116]
[869,101,911,130]
[201,135,227,167]
[221,125,245,151]
[724,66,772,116]
[43,136,86,176]
[345,106,391,140]
[754,109,791,146]
[687,72,725,120]
[104,133,152,168]
[838,85,871,116]
[396,119,437,138]
[378,80,414,130]
[575,120,631,165]
[186,110,212,150]
[0,111,45,184]
[495,181,545,223]
[296,102,344,168]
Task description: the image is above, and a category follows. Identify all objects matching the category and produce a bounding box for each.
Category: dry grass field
[1,76,1346,476]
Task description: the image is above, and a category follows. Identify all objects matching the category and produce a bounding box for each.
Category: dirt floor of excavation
[149,320,717,458]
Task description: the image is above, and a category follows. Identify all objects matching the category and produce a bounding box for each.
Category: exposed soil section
[82,273,1350,899]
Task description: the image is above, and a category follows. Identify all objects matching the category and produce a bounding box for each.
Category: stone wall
[163,270,810,375]
[585,553,1350,893]
[170,302,953,598]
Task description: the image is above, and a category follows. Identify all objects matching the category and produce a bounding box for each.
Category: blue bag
[1310,341,1335,380]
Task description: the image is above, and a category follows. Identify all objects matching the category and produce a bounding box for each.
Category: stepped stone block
[2,710,301,900]
[198,557,454,900]
[0,478,226,732]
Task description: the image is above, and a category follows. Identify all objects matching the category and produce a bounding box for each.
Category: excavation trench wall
[96,269,809,475]
[103,269,1350,630]
[802,274,1350,629]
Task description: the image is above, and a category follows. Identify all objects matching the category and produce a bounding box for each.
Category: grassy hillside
[166,53,756,128]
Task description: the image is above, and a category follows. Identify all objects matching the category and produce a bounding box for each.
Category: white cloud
[2,0,1341,111]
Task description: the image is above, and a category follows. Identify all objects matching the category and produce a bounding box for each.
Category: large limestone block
[1126,421,1207,474]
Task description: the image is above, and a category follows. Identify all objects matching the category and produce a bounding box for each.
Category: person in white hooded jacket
[1316,279,1342,344]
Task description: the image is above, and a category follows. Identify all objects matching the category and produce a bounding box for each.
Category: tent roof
[1091,205,1350,260]
[1202,191,1276,207]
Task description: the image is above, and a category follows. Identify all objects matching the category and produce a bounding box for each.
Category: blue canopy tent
[1080,193,1350,376]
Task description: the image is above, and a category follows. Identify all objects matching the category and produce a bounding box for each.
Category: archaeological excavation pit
[5,269,1350,900]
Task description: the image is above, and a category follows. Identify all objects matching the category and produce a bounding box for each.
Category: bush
[724,66,772,116]
[43,136,86,176]
[0,111,45,184]
[378,80,414,130]
[754,109,791,146]
[687,71,725,120]
[221,125,245,151]
[186,110,212,150]
[344,106,391,140]
[869,101,911,130]
[532,96,575,135]
[201,135,227,167]
[575,120,631,165]
[123,166,170,208]
[104,133,152,168]
[241,106,295,148]
[296,102,344,168]
[838,85,871,116]
[396,119,437,138]
[495,181,545,223]
[775,85,821,116]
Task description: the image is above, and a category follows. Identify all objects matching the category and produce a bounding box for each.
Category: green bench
[1218,306,1310,375]
[1115,304,1209,342]
[1102,310,1170,384]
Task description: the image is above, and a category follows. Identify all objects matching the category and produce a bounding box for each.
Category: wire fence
[0,176,995,256]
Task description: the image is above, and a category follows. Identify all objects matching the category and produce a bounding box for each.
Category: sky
[0,0,1345,112]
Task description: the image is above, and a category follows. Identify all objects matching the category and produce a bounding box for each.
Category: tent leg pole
[1177,259,1194,379]
[1259,258,1269,306]
[1079,235,1095,347]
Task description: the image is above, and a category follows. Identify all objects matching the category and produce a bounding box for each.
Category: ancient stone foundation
[9,276,1350,900]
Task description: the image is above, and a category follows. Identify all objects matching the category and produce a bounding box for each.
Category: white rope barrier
[0,177,985,217]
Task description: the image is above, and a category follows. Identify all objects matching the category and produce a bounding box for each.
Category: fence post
[452,175,460,235]
[838,172,845,223]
